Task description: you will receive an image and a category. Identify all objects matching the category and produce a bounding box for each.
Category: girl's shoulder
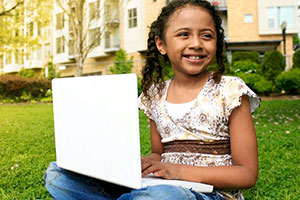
[218,75,261,114]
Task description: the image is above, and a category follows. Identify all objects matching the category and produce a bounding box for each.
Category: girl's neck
[172,70,210,89]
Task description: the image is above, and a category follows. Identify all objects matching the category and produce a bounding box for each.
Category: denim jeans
[44,162,225,200]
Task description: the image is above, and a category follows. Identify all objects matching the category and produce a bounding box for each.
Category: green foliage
[292,50,300,69]
[0,75,51,102]
[109,49,133,74]
[235,72,273,95]
[207,57,231,75]
[18,68,36,78]
[262,51,285,81]
[231,51,260,65]
[159,55,174,80]
[230,60,260,74]
[42,62,57,80]
[293,35,300,45]
[275,68,300,94]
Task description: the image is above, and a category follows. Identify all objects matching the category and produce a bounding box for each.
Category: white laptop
[52,73,213,193]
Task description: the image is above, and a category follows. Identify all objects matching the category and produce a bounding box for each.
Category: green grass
[0,100,299,199]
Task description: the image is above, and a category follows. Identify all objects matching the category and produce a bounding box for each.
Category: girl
[45,0,260,199]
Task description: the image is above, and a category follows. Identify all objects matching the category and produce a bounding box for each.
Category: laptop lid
[52,74,142,189]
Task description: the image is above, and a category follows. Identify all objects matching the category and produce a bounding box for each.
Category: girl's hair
[141,0,226,101]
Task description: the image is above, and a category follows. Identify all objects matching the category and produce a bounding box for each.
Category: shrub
[109,49,133,74]
[42,62,57,80]
[262,51,285,81]
[231,51,260,65]
[235,72,273,95]
[275,68,300,94]
[230,60,261,74]
[292,50,300,69]
[0,75,51,101]
[207,57,231,75]
[18,68,37,78]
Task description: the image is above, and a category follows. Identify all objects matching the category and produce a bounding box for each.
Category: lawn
[0,100,299,199]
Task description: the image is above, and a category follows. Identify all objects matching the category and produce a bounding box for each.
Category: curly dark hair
[141,0,226,101]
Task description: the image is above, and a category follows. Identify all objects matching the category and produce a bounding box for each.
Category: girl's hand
[141,158,181,180]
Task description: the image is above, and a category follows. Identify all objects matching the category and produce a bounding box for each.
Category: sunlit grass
[0,101,299,199]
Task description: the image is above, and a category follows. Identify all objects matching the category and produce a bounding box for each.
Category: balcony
[207,0,227,11]
[104,2,120,28]
[3,64,23,73]
[104,27,120,54]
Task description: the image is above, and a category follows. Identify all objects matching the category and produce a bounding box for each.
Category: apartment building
[227,0,299,68]
[0,1,53,76]
[2,0,298,76]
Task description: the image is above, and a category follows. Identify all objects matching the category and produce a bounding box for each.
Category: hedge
[275,68,300,94]
[231,51,260,65]
[235,72,273,95]
[293,50,300,69]
[0,75,51,101]
[262,51,285,81]
[230,60,260,74]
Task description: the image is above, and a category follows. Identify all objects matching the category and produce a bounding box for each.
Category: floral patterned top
[138,74,260,200]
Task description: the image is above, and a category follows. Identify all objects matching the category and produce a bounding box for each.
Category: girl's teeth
[189,56,201,60]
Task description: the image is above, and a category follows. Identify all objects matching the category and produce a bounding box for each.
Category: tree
[0,0,23,17]
[109,49,133,74]
[0,0,52,53]
[55,0,122,76]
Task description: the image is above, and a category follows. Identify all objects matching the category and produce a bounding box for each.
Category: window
[89,28,100,46]
[0,55,3,68]
[56,13,64,29]
[89,0,100,21]
[15,51,21,64]
[37,22,41,36]
[56,37,65,54]
[6,53,12,64]
[128,8,137,28]
[37,45,42,60]
[27,22,34,37]
[244,14,253,23]
[267,6,295,29]
[45,43,51,59]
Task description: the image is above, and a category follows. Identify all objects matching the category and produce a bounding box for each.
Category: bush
[292,50,300,69]
[207,57,231,75]
[235,72,273,95]
[18,68,37,78]
[0,75,51,102]
[231,51,260,65]
[42,62,57,80]
[230,60,261,74]
[109,49,133,74]
[262,51,285,81]
[275,68,300,94]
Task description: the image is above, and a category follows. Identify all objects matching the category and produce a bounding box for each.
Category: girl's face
[156,5,217,77]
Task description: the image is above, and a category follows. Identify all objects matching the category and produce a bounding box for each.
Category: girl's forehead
[167,5,215,28]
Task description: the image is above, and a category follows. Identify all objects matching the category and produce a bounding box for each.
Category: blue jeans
[44,162,225,200]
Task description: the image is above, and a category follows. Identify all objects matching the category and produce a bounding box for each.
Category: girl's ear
[155,36,167,55]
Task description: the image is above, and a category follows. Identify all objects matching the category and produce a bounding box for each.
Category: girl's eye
[178,32,189,37]
[202,34,213,39]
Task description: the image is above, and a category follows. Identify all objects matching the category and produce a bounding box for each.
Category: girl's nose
[189,36,203,50]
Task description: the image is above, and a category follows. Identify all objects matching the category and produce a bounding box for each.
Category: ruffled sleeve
[138,92,155,121]
[223,76,261,119]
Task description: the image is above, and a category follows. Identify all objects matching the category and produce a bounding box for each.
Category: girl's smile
[156,5,217,77]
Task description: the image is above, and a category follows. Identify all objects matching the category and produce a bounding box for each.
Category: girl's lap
[45,162,225,200]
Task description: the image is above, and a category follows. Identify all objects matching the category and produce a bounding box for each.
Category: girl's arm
[142,95,258,189]
[141,120,163,162]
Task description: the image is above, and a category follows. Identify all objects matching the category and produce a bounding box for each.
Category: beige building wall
[228,0,296,62]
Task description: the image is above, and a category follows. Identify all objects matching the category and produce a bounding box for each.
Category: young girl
[45,0,260,199]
